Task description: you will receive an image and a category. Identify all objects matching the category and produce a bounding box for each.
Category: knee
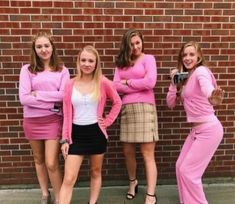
[123,145,135,158]
[90,167,102,179]
[141,150,155,163]
[34,155,45,166]
[46,160,59,172]
[63,174,77,187]
[178,164,191,180]
[123,148,134,157]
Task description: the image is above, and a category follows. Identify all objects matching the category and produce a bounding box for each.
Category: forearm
[36,90,64,102]
[166,84,178,109]
[19,94,54,109]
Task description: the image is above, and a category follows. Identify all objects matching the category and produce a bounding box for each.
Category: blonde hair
[29,30,63,73]
[177,41,206,72]
[76,45,102,101]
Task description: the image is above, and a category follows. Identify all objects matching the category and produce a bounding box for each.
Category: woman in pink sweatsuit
[167,41,224,204]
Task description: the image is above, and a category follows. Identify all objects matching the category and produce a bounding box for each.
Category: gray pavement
[0,183,235,204]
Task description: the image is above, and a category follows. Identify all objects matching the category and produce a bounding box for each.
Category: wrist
[125,80,129,86]
[60,139,69,144]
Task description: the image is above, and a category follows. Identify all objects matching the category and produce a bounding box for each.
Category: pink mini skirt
[23,114,63,140]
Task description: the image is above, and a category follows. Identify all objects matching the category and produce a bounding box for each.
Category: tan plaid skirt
[120,103,159,143]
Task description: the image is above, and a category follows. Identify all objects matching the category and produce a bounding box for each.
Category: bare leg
[45,139,62,203]
[123,143,138,198]
[59,155,84,204]
[29,140,50,197]
[140,142,157,204]
[89,154,104,204]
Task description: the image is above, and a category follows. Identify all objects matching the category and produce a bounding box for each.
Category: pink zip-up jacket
[113,54,157,105]
[167,66,217,123]
[62,76,122,144]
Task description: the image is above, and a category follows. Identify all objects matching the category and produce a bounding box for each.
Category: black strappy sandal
[126,179,138,200]
[146,193,157,204]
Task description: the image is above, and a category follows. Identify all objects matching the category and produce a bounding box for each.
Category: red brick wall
[0,0,235,185]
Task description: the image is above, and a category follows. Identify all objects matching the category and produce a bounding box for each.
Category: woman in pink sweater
[59,45,121,204]
[167,41,224,204]
[19,31,70,204]
[114,29,158,204]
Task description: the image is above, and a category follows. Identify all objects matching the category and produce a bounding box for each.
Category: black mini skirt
[68,123,107,155]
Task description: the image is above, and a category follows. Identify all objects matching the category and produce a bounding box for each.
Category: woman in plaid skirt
[113,29,159,204]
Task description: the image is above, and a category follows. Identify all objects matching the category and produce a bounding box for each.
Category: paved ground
[0,183,235,204]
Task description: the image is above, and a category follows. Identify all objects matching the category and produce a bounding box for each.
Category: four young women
[19,30,224,204]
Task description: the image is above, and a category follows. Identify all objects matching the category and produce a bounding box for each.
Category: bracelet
[59,139,68,144]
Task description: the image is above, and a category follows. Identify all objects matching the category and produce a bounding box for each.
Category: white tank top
[71,87,98,125]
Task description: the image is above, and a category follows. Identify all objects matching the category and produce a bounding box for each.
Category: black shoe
[126,179,138,200]
[146,193,157,204]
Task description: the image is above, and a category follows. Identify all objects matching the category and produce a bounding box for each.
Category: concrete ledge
[0,176,234,189]
[0,182,235,204]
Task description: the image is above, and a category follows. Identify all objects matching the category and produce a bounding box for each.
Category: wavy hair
[29,31,63,73]
[115,28,144,68]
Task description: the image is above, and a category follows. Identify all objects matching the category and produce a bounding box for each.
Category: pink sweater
[113,54,157,105]
[167,66,217,123]
[19,64,70,118]
[62,76,122,144]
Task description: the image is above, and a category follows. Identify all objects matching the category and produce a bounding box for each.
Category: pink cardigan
[62,76,122,144]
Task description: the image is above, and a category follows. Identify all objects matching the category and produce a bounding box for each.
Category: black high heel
[126,178,138,200]
[146,193,157,204]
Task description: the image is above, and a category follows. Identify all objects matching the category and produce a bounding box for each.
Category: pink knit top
[19,64,70,118]
[113,54,157,105]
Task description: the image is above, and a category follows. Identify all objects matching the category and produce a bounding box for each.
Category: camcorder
[173,72,189,84]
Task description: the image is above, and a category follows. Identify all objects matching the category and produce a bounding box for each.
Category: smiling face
[34,36,53,64]
[182,45,199,71]
[130,35,143,58]
[78,50,97,77]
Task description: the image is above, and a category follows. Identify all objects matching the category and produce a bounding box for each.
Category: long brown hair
[115,28,144,68]
[76,45,102,101]
[28,31,63,73]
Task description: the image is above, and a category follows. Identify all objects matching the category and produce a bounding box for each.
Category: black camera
[173,72,189,84]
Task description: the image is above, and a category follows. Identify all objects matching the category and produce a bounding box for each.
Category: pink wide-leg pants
[176,119,223,204]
